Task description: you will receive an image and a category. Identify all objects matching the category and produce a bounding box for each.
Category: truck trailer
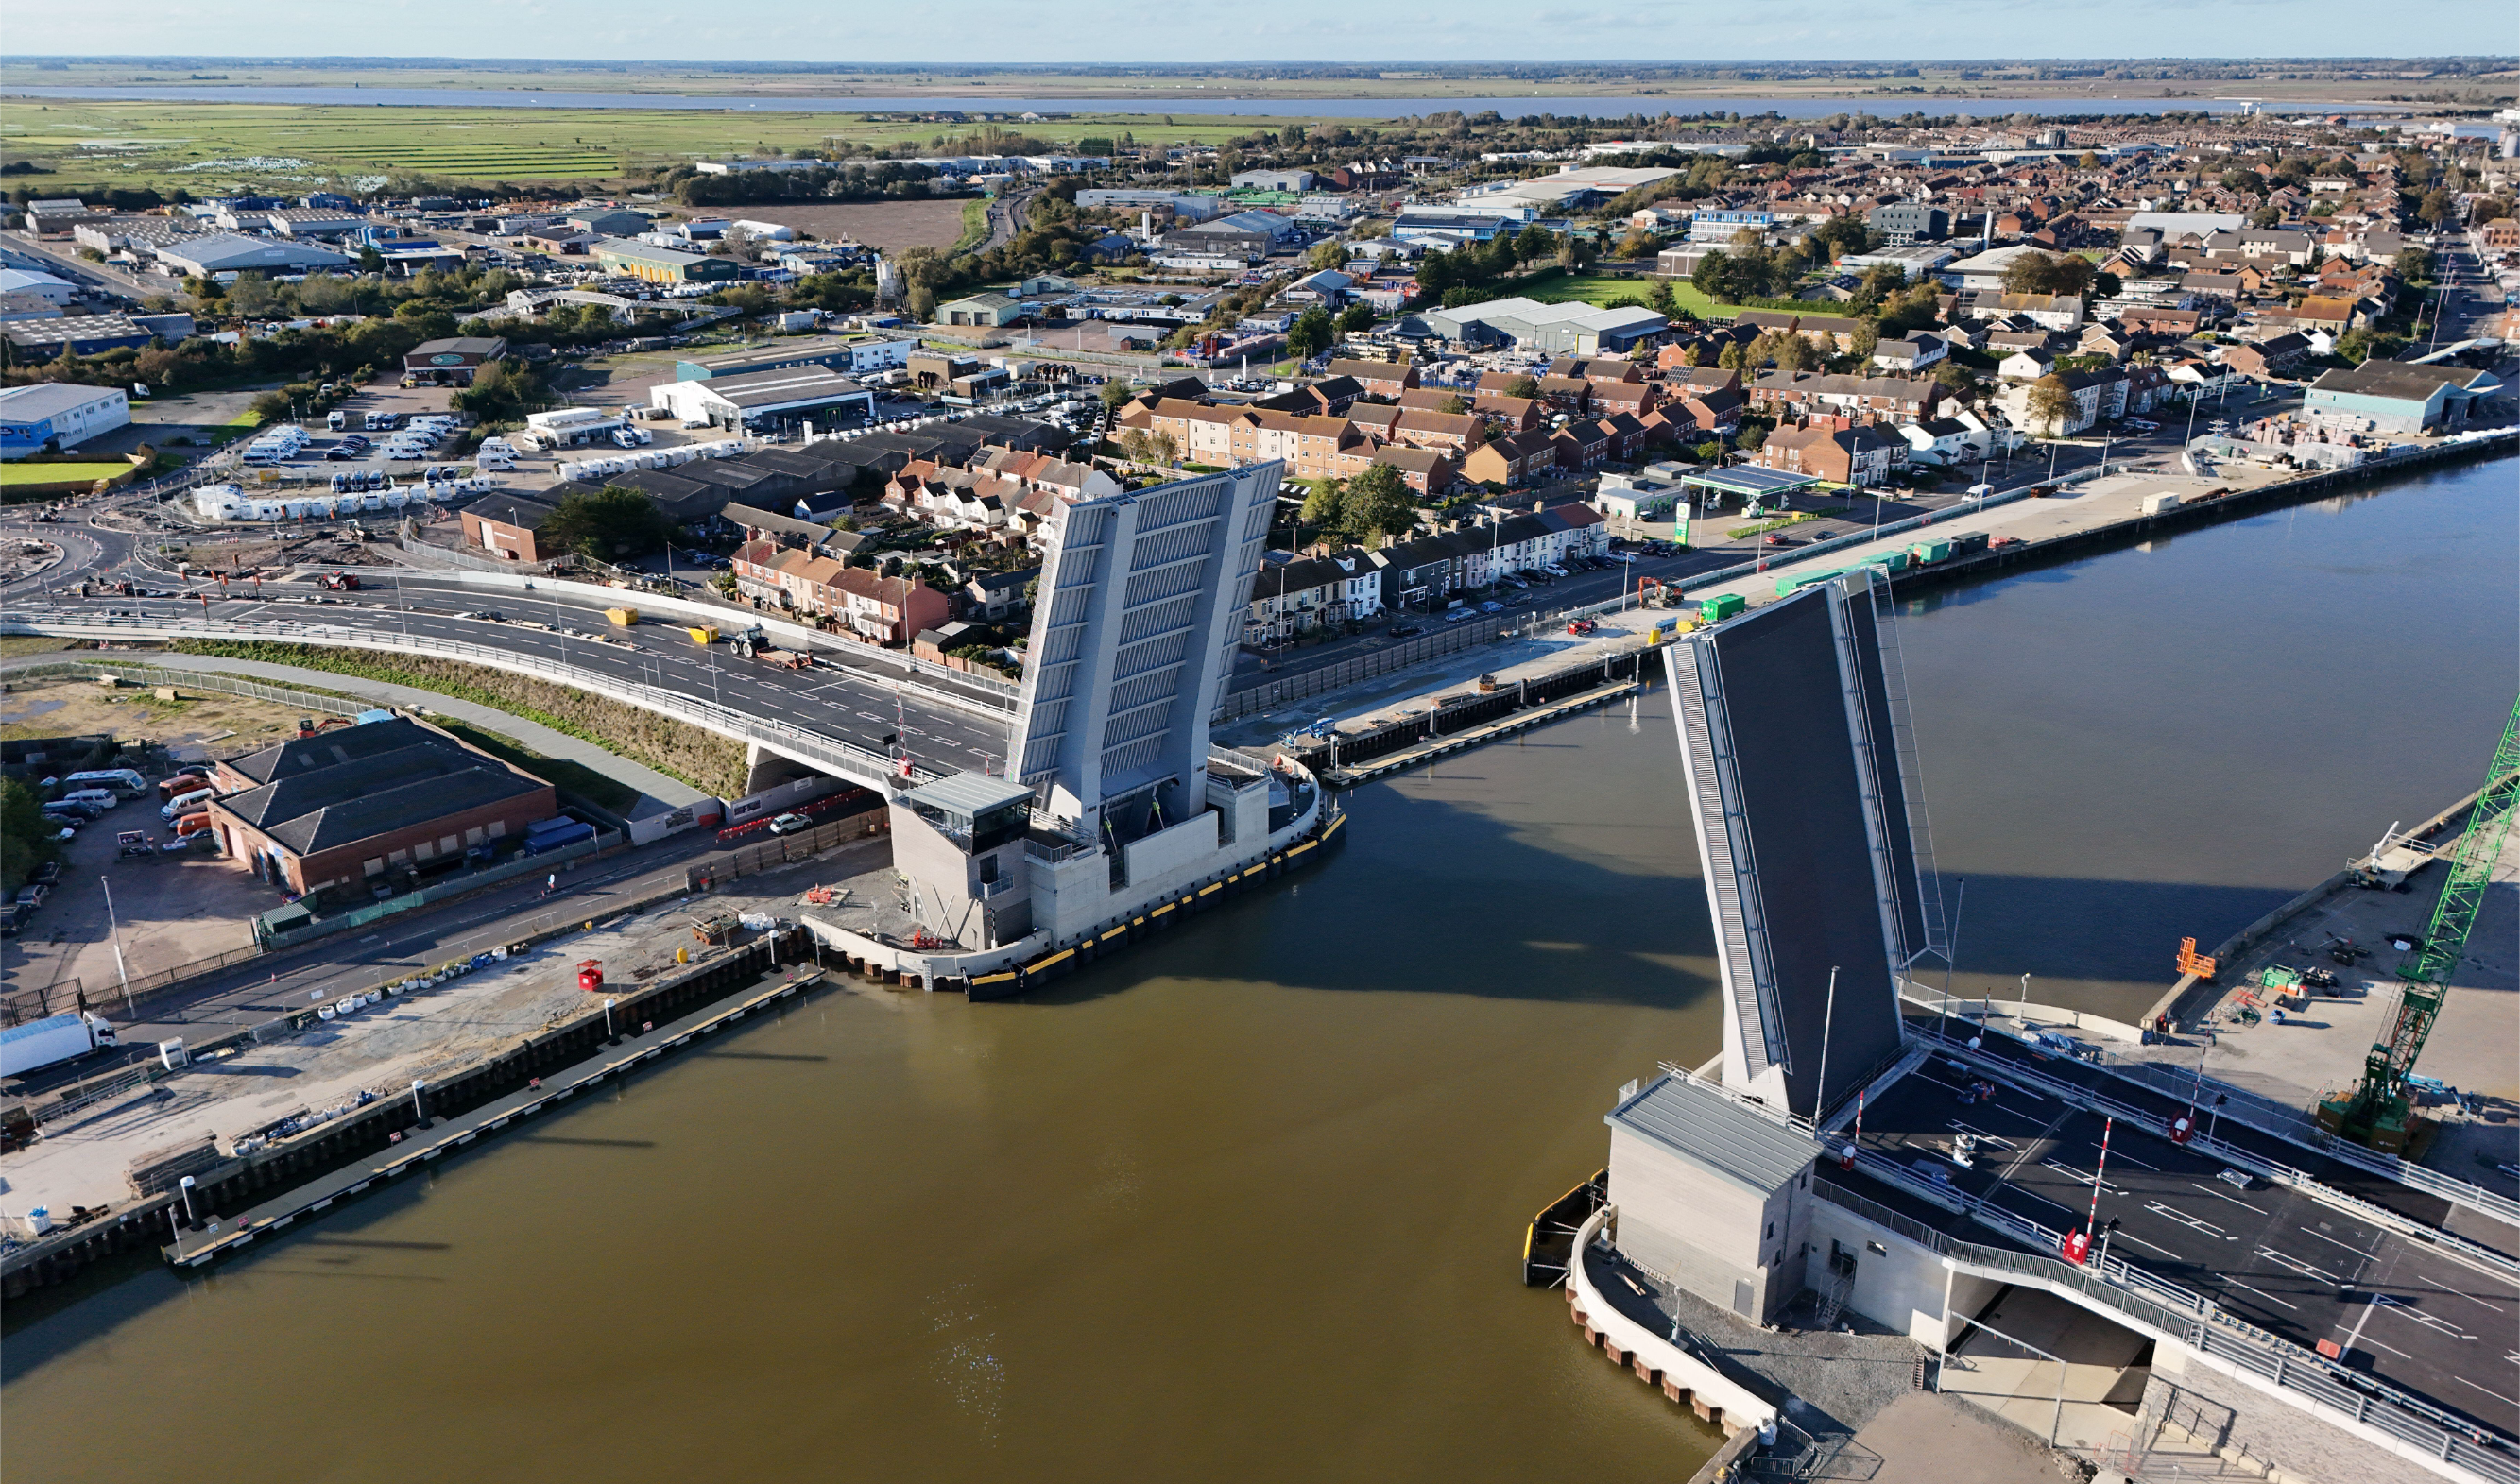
[0,1012,119,1080]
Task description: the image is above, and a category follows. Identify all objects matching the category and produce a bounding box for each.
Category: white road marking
[2362,1333,2413,1360]
[2297,1225,2380,1261]
[2254,1246,2342,1285]
[2191,1182,2269,1213]
[2374,1294,2472,1340]
[2105,1149,2161,1171]
[2043,1158,2122,1192]
[2112,1227,2182,1259]
[2223,1278,2298,1311]
[2457,1377,2520,1408]
[2146,1201,2226,1238]
[2415,1274,2509,1312]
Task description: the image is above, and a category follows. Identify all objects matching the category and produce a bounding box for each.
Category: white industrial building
[0,383,130,460]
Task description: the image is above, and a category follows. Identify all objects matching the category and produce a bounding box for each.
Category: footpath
[1219,462,2268,753]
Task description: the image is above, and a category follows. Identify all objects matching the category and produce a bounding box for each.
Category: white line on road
[2191,1182,2269,1214]
[2223,1278,2298,1311]
[2254,1246,2342,1285]
[2415,1274,2509,1312]
[2296,1224,2381,1261]
[2145,1201,2226,1238]
[2374,1294,2473,1340]
[2457,1377,2520,1409]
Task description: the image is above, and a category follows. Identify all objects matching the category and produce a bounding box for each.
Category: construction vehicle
[317,571,360,591]
[295,716,352,739]
[2318,695,2520,1151]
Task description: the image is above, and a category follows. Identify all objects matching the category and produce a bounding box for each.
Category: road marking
[2113,1227,2182,1259]
[2223,1278,2298,1311]
[2254,1246,2342,1285]
[2415,1274,2508,1312]
[2362,1333,2413,1359]
[2146,1201,2226,1238]
[2457,1377,2520,1409]
[2191,1181,2268,1214]
[2104,1149,2161,1171]
[1946,1120,2019,1149]
[2297,1225,2380,1261]
[2042,1158,2122,1192]
[2373,1294,2473,1340]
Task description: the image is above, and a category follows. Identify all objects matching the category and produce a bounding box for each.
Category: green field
[0,461,129,486]
[0,98,1343,193]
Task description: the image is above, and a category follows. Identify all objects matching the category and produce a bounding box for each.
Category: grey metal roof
[1606,1073,1824,1196]
[901,772,1034,818]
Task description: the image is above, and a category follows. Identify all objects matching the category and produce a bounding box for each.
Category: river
[2,457,2511,1480]
[0,86,2331,118]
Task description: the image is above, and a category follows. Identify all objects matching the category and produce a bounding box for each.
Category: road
[1234,391,2303,692]
[1,486,1017,768]
[2398,232,2502,361]
[1858,1040,2520,1441]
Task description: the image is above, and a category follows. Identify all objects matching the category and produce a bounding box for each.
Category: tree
[1098,379,1135,410]
[1286,306,1334,361]
[1615,229,1657,260]
[358,244,386,275]
[542,486,674,561]
[1849,320,1880,362]
[1307,240,1348,272]
[2393,247,2435,284]
[907,282,936,321]
[2026,374,2078,435]
[1338,462,1416,542]
[2418,189,2459,230]
[1337,302,1377,334]
[1434,394,1468,415]
[1298,477,1346,528]
[0,776,57,893]
[2248,204,2284,230]
[1513,222,1557,265]
[1503,374,1539,401]
[1645,278,1676,316]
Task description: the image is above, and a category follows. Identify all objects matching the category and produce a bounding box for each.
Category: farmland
[0,98,1315,194]
[697,199,972,252]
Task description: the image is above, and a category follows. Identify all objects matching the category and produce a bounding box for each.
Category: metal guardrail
[0,611,946,795]
[1815,1168,2519,1480]
[1908,1025,2520,1280]
[2089,1047,2520,1231]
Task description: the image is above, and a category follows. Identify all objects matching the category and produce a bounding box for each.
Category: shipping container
[1698,593,1746,623]
[521,820,596,856]
[1909,539,1952,565]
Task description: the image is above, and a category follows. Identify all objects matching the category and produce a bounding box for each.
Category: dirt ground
[707,199,969,252]
[0,675,330,756]
[175,531,393,571]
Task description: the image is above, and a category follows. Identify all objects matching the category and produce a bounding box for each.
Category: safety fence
[1276,649,1647,775]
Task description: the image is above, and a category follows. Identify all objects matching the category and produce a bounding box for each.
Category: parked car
[767,812,813,836]
[1389,623,1424,637]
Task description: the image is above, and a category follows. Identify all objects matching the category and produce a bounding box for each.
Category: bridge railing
[0,610,942,794]
[1813,1171,2519,1482]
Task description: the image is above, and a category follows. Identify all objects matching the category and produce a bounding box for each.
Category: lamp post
[99,876,135,1018]
[410,1078,429,1130]
[179,1174,199,1230]
[604,997,619,1045]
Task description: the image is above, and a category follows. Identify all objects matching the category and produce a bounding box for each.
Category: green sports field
[0,461,129,486]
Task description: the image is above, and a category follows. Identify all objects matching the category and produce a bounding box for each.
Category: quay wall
[0,932,797,1299]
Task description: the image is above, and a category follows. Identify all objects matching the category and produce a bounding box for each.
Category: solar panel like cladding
[1665,572,1930,1121]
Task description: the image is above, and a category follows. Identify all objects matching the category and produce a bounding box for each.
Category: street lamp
[99,875,135,1018]
[179,1174,199,1230]
[410,1078,429,1130]
[604,997,620,1044]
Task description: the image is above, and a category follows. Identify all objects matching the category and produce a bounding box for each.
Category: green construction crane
[2320,694,2520,1152]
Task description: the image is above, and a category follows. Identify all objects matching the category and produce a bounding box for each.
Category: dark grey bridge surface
[1849,1040,2520,1442]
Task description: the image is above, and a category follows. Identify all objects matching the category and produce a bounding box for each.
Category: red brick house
[730,540,951,644]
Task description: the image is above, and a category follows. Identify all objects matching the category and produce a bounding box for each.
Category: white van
[62,789,121,810]
[163,787,215,820]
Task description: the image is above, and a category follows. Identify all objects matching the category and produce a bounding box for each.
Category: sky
[7,2,2516,66]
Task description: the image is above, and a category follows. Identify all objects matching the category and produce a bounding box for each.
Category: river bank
[1,453,2510,1483]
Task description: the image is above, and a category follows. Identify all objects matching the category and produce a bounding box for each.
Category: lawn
[0,461,129,486]
[1512,266,1726,318]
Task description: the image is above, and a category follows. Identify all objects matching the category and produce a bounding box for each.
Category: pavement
[1854,1390,2082,1484]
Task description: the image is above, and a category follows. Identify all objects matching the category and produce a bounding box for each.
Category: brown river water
[4,460,2511,1481]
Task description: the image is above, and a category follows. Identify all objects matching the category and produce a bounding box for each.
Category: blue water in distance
[0,86,2352,118]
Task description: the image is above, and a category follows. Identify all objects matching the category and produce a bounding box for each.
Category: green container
[1910,539,1952,564]
[1699,593,1746,622]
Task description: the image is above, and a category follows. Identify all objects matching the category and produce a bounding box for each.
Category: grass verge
[166,640,748,797]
